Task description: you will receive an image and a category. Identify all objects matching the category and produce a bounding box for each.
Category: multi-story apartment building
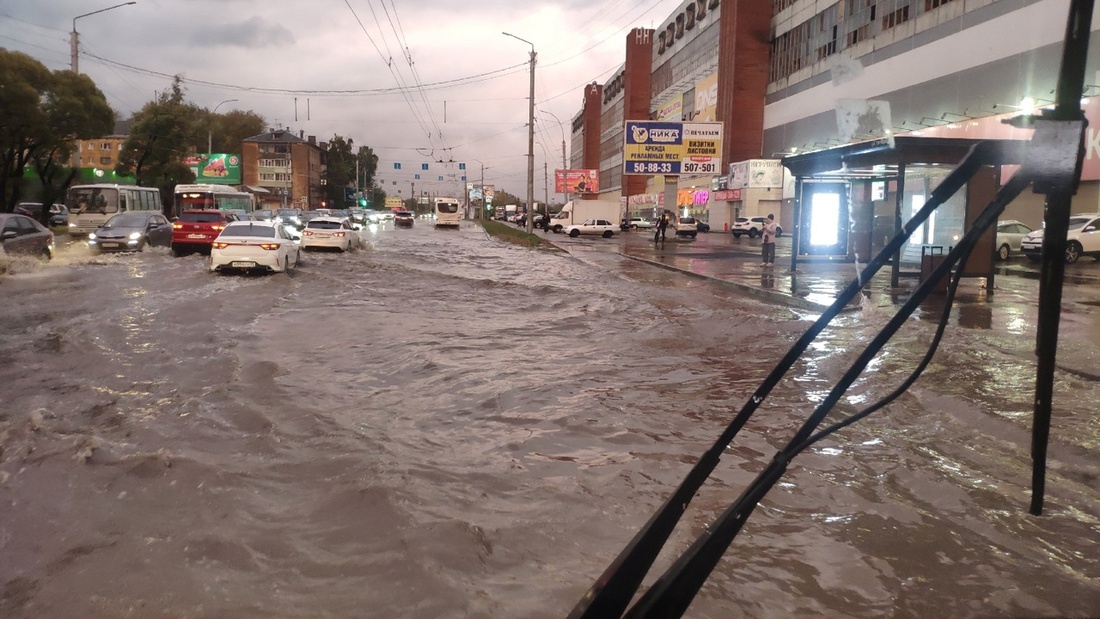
[241,129,327,211]
[572,0,1100,268]
[74,120,132,182]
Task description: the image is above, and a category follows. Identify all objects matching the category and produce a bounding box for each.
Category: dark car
[14,202,67,227]
[394,210,415,227]
[89,212,173,252]
[0,213,54,260]
[696,220,711,233]
[171,209,238,256]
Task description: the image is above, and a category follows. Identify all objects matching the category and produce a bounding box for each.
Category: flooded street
[2,220,1098,618]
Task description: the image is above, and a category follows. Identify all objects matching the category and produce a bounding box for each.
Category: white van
[434,197,461,228]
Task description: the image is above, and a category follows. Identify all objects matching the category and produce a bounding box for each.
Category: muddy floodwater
[2,220,1098,618]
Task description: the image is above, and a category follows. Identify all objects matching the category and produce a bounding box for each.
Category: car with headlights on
[210,220,300,274]
[89,212,172,252]
[0,213,54,260]
[300,216,359,252]
[1021,212,1100,264]
[394,210,415,227]
[563,218,617,238]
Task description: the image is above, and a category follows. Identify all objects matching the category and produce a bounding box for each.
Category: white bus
[172,184,257,218]
[433,197,461,228]
[66,184,163,236]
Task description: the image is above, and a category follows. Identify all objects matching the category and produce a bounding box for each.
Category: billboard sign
[622,121,722,176]
[555,169,599,193]
[186,154,242,184]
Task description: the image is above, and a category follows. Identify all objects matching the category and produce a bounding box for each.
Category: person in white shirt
[761,213,777,267]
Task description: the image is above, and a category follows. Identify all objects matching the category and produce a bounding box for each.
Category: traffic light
[358,198,367,207]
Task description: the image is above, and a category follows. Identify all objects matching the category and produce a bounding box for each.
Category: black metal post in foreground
[1029,0,1092,516]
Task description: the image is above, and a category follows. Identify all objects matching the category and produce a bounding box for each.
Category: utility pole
[525,46,536,233]
[479,162,485,220]
[544,161,549,215]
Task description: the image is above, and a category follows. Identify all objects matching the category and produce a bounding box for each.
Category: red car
[171,210,238,256]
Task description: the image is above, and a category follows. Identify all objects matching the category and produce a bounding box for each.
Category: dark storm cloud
[188,16,295,48]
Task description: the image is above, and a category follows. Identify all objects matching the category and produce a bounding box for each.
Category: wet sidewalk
[540,224,1100,316]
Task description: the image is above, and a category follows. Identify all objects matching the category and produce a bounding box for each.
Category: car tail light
[212,242,230,249]
[213,225,225,231]
[259,243,279,251]
[303,230,314,236]
[333,231,346,237]
[173,223,183,230]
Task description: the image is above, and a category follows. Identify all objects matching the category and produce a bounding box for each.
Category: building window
[882,5,909,29]
[100,142,111,150]
[99,157,112,165]
[925,0,956,9]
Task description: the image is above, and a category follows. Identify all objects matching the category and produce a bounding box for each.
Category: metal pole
[71,2,137,74]
[480,163,485,220]
[526,47,536,233]
[208,98,238,155]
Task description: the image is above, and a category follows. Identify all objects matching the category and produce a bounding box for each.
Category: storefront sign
[713,188,742,201]
[623,121,723,176]
[728,159,783,189]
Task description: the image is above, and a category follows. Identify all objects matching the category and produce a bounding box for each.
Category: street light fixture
[71,2,137,74]
[503,31,536,233]
[208,98,239,154]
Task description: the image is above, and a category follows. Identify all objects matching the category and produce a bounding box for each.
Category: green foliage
[209,109,265,154]
[478,219,558,250]
[492,189,522,208]
[115,76,202,204]
[324,135,356,206]
[0,49,113,214]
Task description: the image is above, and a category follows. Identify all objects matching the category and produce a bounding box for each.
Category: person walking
[654,211,670,242]
[761,213,778,266]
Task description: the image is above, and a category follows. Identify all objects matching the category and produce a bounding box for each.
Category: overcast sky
[1,0,688,202]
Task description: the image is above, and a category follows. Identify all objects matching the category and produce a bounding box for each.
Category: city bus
[433,197,461,228]
[172,184,257,218]
[66,184,163,237]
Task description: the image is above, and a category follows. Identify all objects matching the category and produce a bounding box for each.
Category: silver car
[88,212,173,252]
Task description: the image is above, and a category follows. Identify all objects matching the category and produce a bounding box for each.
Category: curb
[617,252,846,313]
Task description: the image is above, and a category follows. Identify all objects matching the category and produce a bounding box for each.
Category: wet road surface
[1,219,1098,618]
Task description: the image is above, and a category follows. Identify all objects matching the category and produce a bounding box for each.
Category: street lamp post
[503,32,536,234]
[208,99,238,155]
[541,109,569,209]
[71,2,137,74]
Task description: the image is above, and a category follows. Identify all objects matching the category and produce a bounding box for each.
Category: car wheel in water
[998,244,1011,261]
[776,227,784,237]
[748,228,759,238]
[602,230,613,238]
[732,232,742,238]
[1065,241,1082,264]
[569,229,580,238]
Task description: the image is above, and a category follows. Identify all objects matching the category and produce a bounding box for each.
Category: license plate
[187,234,206,239]
[101,242,120,248]
[230,261,257,268]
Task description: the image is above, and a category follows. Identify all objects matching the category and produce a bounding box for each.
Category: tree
[0,50,114,218]
[356,145,379,191]
[115,77,203,210]
[209,109,265,155]
[323,135,356,208]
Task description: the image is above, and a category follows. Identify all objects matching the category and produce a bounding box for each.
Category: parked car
[696,220,711,233]
[731,216,783,238]
[564,218,617,238]
[14,202,67,227]
[394,210,415,227]
[300,216,359,252]
[994,220,1033,261]
[1021,213,1100,264]
[625,217,654,229]
[674,216,699,238]
[88,212,173,252]
[0,213,54,260]
[171,209,238,256]
[210,221,300,274]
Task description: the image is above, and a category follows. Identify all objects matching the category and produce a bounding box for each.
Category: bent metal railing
[566,1,1093,617]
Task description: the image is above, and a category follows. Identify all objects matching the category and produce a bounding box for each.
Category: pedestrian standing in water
[761,213,778,266]
[655,211,670,242]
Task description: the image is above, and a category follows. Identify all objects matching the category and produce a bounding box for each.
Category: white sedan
[300,216,360,252]
[209,221,300,274]
[564,218,618,238]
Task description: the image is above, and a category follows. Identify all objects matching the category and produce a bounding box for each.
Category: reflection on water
[0,223,1097,618]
